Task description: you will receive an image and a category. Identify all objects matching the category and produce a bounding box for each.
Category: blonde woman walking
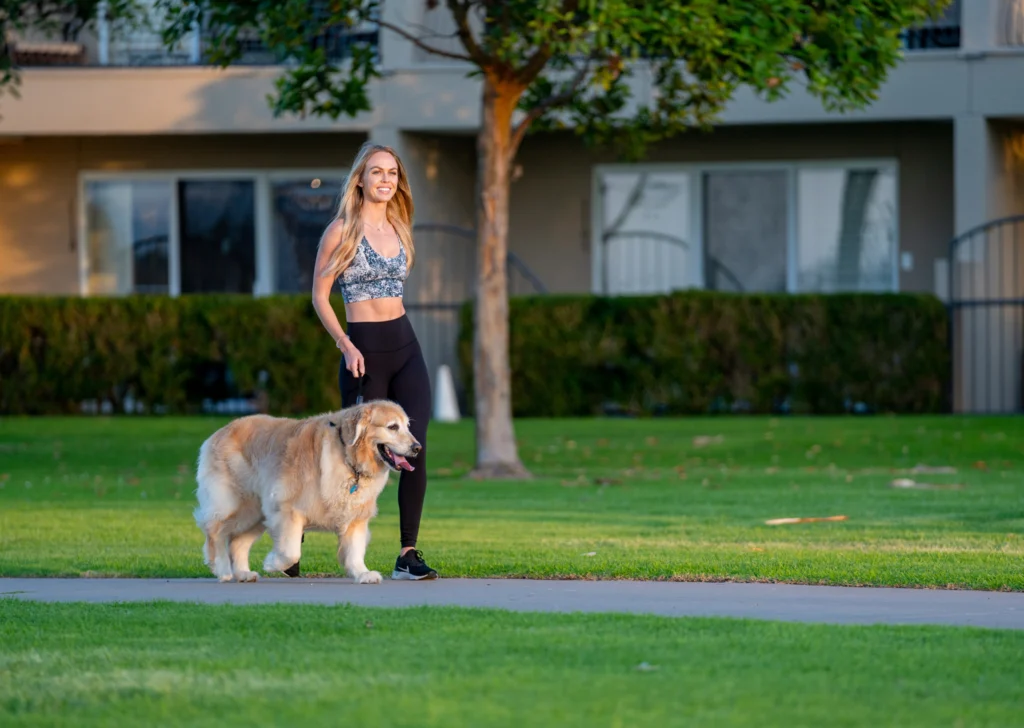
[304,141,438,581]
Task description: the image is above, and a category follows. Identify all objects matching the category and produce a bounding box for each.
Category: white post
[97,0,110,65]
[433,365,461,422]
[189,18,202,63]
[168,179,182,297]
[254,174,273,296]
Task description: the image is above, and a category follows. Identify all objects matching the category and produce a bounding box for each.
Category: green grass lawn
[1,599,1022,728]
[1,415,1022,589]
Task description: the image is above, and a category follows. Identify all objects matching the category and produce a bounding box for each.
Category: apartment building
[2,0,1023,413]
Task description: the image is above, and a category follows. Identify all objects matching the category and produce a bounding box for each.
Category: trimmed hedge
[1,291,950,417]
[0,295,345,415]
[458,291,950,417]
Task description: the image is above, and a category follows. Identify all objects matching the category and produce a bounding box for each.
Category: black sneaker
[392,549,439,581]
[284,534,304,577]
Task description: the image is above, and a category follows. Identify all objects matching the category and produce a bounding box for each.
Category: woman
[299,141,438,581]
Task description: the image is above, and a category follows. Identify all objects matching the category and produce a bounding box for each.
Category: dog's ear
[339,406,370,446]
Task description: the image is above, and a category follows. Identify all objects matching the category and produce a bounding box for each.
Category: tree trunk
[470,73,531,480]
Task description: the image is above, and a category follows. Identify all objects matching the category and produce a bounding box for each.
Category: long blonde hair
[318,141,415,280]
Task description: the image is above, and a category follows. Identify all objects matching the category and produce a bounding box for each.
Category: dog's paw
[355,570,383,585]
[234,570,260,583]
[217,573,235,583]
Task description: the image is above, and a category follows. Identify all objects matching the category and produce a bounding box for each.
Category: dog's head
[333,400,421,474]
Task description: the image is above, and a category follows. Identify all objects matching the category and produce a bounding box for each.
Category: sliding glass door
[80,171,345,296]
[597,170,698,295]
[795,166,898,292]
[178,179,256,294]
[703,169,789,293]
[84,179,172,295]
[593,161,899,295]
[270,177,345,293]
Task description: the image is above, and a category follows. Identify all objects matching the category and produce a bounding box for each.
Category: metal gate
[948,214,1024,414]
[405,223,547,414]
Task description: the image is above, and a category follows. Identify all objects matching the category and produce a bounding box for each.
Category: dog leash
[351,374,363,494]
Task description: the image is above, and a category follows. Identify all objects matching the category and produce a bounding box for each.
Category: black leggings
[339,314,431,549]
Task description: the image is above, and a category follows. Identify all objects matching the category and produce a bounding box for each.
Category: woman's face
[360,151,399,204]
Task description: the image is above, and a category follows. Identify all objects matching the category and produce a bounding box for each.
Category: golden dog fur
[194,400,420,584]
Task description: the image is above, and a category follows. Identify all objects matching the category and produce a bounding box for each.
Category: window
[84,179,172,295]
[593,161,898,295]
[80,170,346,296]
[704,170,788,293]
[795,167,897,293]
[596,170,697,295]
[178,179,256,294]
[270,177,344,293]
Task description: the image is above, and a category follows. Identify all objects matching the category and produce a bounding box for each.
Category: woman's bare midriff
[344,297,406,323]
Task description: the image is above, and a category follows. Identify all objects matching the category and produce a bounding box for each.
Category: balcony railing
[98,25,379,67]
[16,0,1024,70]
[8,1,379,68]
[899,0,961,50]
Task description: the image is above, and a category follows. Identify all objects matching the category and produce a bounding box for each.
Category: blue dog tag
[350,483,359,494]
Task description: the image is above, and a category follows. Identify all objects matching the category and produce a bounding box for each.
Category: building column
[959,0,998,52]
[951,115,1024,414]
[377,2,417,71]
[954,115,998,236]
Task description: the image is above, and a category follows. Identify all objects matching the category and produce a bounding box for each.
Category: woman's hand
[338,337,365,378]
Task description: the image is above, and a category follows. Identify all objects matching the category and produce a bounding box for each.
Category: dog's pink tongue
[394,454,414,471]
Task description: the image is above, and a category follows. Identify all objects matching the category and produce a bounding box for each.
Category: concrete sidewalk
[3,577,1023,630]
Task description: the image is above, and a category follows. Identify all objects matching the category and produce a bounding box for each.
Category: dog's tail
[194,433,243,578]
[193,434,239,530]
[193,436,213,528]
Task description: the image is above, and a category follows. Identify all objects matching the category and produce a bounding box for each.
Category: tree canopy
[158,0,950,162]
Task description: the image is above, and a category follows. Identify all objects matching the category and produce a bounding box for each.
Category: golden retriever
[193,400,420,584]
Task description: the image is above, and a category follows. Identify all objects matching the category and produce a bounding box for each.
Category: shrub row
[458,291,950,417]
[1,291,950,417]
[0,295,344,415]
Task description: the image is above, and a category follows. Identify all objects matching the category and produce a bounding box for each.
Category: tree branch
[509,55,593,158]
[376,17,474,62]
[445,0,488,65]
[514,0,579,85]
[516,45,552,85]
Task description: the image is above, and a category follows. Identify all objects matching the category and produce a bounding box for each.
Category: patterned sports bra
[338,236,408,304]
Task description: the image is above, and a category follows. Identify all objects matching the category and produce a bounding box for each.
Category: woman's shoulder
[324,216,346,236]
[320,217,351,251]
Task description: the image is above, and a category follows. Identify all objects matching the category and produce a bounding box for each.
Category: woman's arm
[311,219,348,346]
[312,219,364,377]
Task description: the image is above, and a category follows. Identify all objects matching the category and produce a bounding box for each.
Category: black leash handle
[355,374,364,404]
